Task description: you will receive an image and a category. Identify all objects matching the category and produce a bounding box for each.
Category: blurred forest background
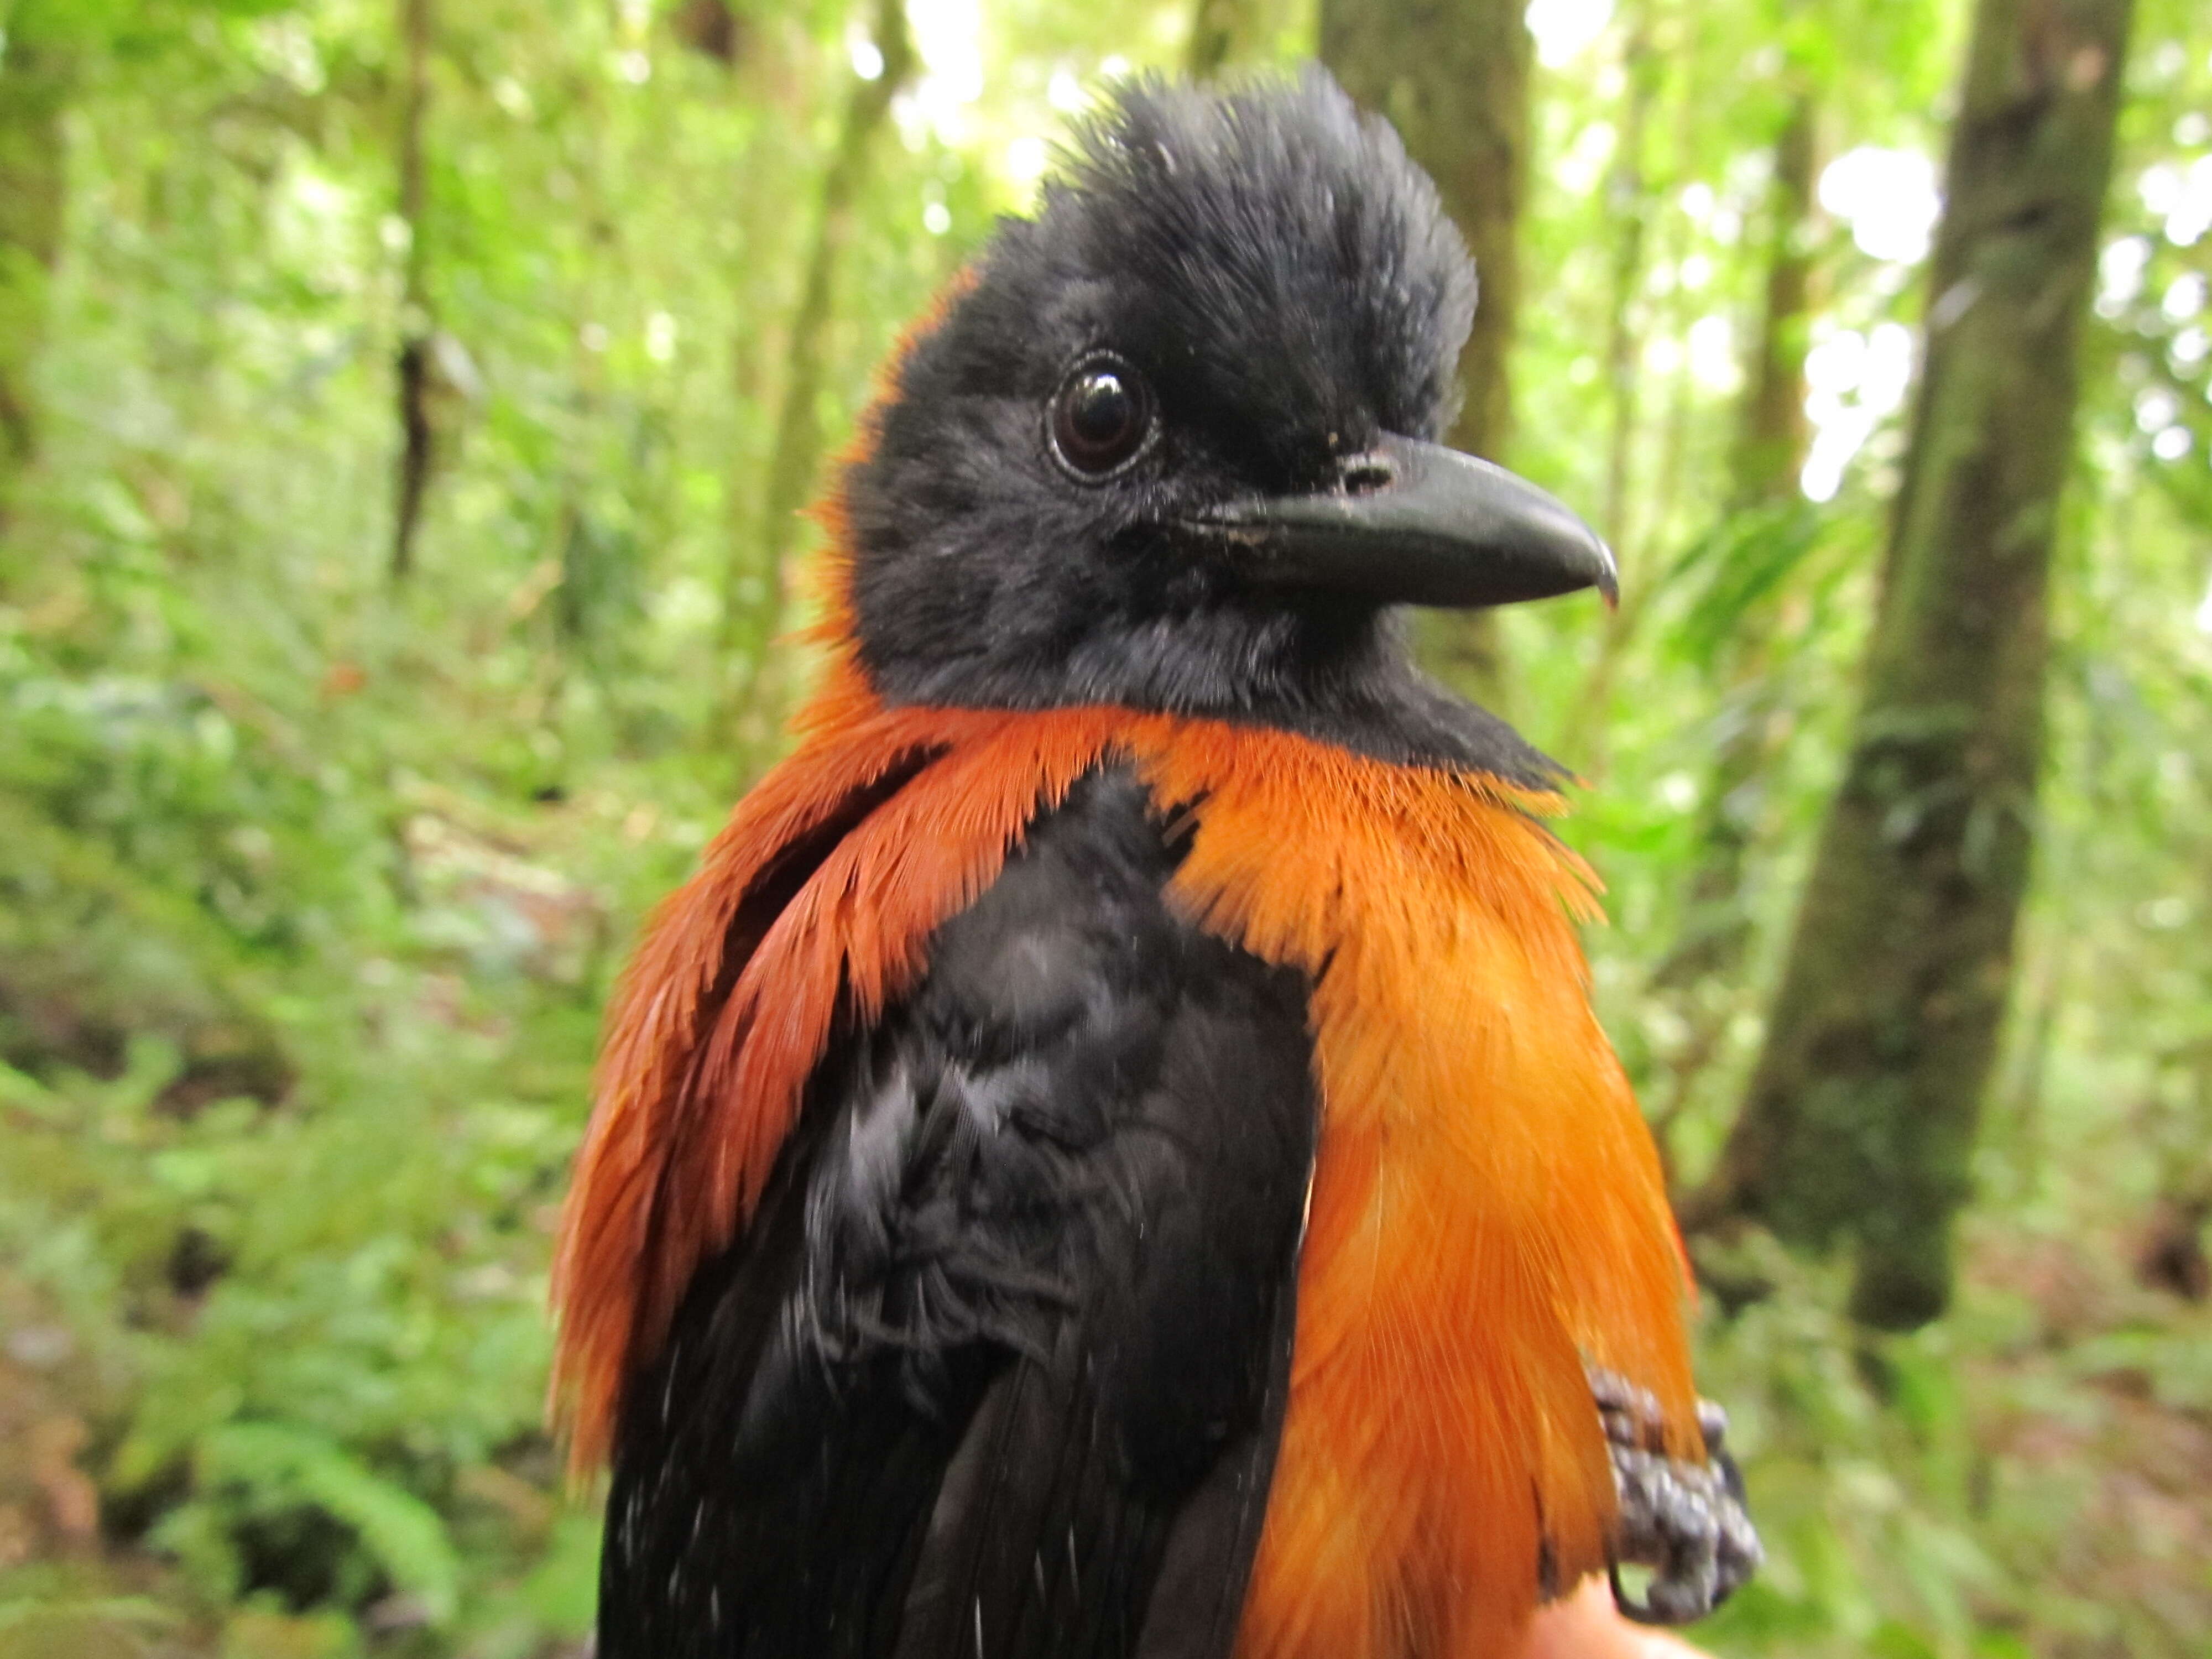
[0,0,2207,1652]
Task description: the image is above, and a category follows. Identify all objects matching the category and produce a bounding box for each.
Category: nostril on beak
[1339,453,1396,497]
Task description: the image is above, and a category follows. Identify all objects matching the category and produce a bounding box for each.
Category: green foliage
[1661,498,1834,670]
[0,0,2207,1655]
[161,1422,462,1623]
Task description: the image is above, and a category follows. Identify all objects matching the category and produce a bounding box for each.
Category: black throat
[849,571,1561,786]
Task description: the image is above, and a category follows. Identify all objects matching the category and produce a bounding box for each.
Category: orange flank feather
[549,670,1124,1472]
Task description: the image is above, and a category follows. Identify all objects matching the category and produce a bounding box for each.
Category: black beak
[1188,433,1617,609]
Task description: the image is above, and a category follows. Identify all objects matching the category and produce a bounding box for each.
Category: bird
[552,70,1757,1659]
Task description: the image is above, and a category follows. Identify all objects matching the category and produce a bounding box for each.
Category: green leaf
[193,1423,461,1625]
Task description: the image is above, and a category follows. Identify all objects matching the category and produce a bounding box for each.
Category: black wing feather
[599,764,1318,1659]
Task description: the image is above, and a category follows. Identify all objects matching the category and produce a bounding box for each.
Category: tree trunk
[1186,0,1269,79]
[1319,0,1530,715]
[1558,11,1662,773]
[0,25,70,535]
[390,0,434,583]
[723,0,915,742]
[1695,0,2135,1329]
[673,0,746,66]
[1599,11,1656,558]
[1728,91,1818,512]
[1654,87,1820,990]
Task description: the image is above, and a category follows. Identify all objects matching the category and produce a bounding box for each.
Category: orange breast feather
[552,672,1697,1659]
[1126,724,1698,1659]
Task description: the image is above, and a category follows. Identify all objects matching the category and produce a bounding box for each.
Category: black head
[839,72,1611,780]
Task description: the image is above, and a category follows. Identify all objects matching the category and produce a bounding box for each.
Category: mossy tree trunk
[1727,90,1819,513]
[724,0,915,743]
[1319,0,1531,714]
[0,23,71,535]
[390,0,435,583]
[1698,0,2135,1328]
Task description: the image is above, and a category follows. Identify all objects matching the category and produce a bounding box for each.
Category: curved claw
[1587,1368,1764,1626]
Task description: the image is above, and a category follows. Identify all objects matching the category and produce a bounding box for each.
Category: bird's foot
[1588,1367,1762,1626]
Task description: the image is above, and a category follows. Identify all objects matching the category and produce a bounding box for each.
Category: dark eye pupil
[1070,374,1132,444]
[1052,360,1152,475]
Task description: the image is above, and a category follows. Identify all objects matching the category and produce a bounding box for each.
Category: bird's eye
[1050,356,1154,478]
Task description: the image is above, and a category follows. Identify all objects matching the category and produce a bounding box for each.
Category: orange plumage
[555,636,1697,1659]
[1144,724,1696,1658]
